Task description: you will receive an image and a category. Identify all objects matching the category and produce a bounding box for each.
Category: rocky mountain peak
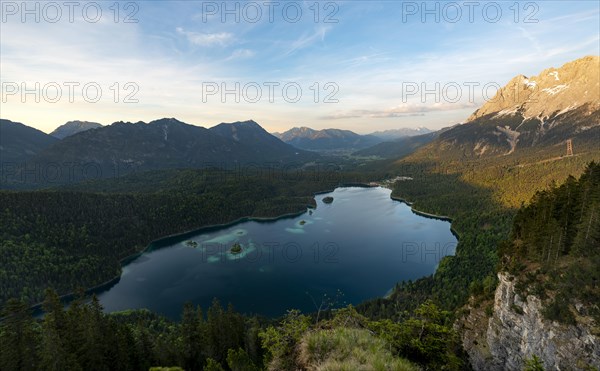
[468,55,600,121]
[50,120,102,139]
[149,118,188,126]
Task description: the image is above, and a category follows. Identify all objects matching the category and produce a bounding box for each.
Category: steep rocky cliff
[459,273,600,370]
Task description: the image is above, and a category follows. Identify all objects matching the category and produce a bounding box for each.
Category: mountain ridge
[355,127,453,159]
[0,119,59,164]
[3,118,318,187]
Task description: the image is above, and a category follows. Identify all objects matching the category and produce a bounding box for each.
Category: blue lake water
[97,187,457,319]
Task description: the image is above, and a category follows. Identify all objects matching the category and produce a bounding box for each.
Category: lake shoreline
[28,182,460,317]
[28,208,315,315]
[388,195,461,240]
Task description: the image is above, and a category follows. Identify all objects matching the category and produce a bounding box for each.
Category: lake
[97,187,457,319]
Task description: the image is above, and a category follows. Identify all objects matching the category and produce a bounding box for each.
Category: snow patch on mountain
[542,84,569,95]
[494,107,520,118]
[556,104,578,116]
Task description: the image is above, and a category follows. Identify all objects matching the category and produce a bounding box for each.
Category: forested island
[322,196,334,204]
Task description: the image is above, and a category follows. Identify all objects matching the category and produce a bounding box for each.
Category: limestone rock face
[469,56,600,121]
[459,273,600,370]
[415,56,600,161]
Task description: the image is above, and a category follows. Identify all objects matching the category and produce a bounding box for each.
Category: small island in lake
[184,240,198,248]
[230,242,242,254]
[322,196,334,204]
[299,220,306,225]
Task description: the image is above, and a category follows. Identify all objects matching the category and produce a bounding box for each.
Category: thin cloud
[176,27,233,46]
[225,49,256,61]
[320,102,477,120]
[285,26,331,56]
[518,27,542,54]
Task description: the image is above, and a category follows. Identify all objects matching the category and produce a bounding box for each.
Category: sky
[1,0,599,134]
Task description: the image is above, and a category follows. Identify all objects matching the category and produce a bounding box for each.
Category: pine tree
[524,355,545,371]
[79,295,109,371]
[181,302,205,371]
[203,358,224,371]
[0,299,38,371]
[226,348,258,371]
[39,289,80,371]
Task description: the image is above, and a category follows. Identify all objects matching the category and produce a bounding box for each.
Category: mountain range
[369,127,433,141]
[0,118,318,187]
[278,55,599,160]
[2,56,598,187]
[273,126,434,152]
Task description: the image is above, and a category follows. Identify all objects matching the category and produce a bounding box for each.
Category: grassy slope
[298,327,419,371]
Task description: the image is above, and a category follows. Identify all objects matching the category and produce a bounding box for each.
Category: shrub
[298,327,419,371]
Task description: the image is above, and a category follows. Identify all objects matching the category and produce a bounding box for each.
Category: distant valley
[273,126,433,152]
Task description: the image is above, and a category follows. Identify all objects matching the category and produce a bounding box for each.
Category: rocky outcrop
[459,273,600,370]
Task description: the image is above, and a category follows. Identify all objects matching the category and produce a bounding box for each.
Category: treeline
[358,155,598,318]
[500,161,600,323]
[0,290,260,371]
[0,289,462,370]
[0,169,372,307]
